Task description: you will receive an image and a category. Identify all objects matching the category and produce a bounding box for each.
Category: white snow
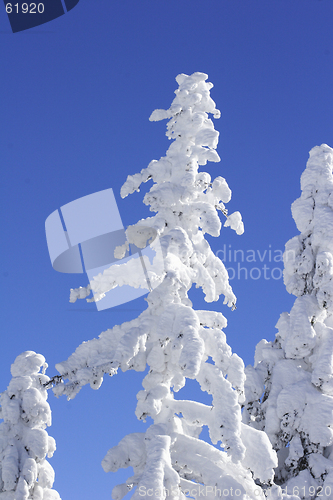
[0,351,61,499]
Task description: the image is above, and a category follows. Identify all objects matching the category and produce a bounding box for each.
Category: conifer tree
[243,145,333,499]
[0,351,60,500]
[54,73,280,499]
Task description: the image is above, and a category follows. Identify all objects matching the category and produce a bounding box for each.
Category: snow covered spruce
[243,145,333,499]
[0,352,60,500]
[52,73,287,500]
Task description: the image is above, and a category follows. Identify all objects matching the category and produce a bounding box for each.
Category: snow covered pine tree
[0,351,60,500]
[53,73,282,499]
[243,145,333,499]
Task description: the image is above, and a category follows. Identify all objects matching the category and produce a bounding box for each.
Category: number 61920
[6,3,45,13]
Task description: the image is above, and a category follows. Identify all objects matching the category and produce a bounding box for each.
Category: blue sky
[0,1,332,498]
